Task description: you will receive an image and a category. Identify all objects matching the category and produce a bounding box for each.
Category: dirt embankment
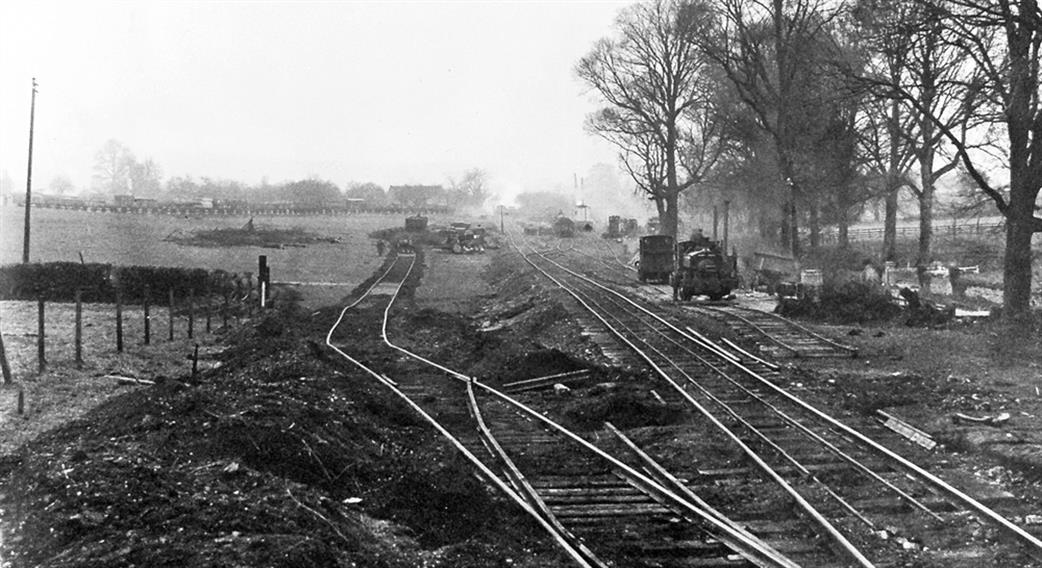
[3,235,1041,568]
[0,290,571,567]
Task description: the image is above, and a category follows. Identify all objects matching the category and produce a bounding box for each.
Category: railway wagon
[671,239,738,301]
[604,215,640,239]
[404,215,428,231]
[553,216,576,238]
[637,235,675,283]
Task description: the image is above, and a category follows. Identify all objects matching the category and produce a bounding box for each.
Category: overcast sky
[0,1,631,203]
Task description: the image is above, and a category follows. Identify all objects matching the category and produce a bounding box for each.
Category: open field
[0,209,449,460]
[0,207,437,285]
[0,299,230,455]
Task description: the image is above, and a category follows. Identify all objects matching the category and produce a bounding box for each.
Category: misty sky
[0,1,632,204]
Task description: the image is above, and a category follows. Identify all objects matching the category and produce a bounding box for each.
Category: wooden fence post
[37,297,46,373]
[74,289,83,366]
[143,286,151,345]
[246,274,254,317]
[205,288,212,334]
[191,343,199,377]
[115,290,124,353]
[0,315,12,384]
[187,289,194,339]
[168,288,175,341]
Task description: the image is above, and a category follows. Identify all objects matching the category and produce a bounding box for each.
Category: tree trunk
[838,208,850,249]
[1000,17,1039,321]
[788,195,800,258]
[779,202,791,253]
[837,182,851,250]
[882,181,899,261]
[662,193,680,241]
[808,204,820,249]
[1003,214,1034,320]
[883,97,902,262]
[917,146,935,270]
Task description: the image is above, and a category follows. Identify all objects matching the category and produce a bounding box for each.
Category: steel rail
[716,337,1042,559]
[530,239,1042,560]
[630,327,880,530]
[465,379,610,568]
[329,251,796,567]
[691,305,804,356]
[720,337,781,371]
[585,286,941,523]
[725,304,858,355]
[697,304,856,357]
[578,284,884,529]
[324,254,597,568]
[516,242,874,568]
[579,279,938,522]
[603,421,795,547]
[469,380,803,568]
[372,250,802,568]
[532,247,968,521]
[596,236,637,272]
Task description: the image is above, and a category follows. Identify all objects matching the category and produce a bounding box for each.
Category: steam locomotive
[636,233,738,300]
[670,236,738,301]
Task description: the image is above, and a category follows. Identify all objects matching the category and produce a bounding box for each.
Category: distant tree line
[26,139,491,210]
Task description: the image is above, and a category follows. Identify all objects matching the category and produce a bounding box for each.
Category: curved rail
[514,238,876,568]
[324,254,598,568]
[328,252,801,568]
[518,235,1042,561]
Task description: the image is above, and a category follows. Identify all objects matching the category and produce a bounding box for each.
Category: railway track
[555,237,858,359]
[325,252,804,567]
[513,235,1042,567]
[686,304,858,359]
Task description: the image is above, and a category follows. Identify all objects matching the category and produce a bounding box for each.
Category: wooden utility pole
[23,78,38,264]
[74,290,83,366]
[723,200,731,255]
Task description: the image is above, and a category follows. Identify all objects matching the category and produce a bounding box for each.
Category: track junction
[323,234,1042,568]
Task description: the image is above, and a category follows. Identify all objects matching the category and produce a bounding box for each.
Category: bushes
[0,262,239,303]
[776,281,902,324]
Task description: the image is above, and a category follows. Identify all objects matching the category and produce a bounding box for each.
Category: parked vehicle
[671,238,738,301]
[637,235,675,283]
[604,215,639,239]
[553,216,576,238]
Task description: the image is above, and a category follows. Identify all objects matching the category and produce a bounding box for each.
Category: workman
[376,240,386,256]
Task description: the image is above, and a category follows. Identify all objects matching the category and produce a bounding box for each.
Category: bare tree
[92,139,133,195]
[928,0,1042,319]
[853,1,980,268]
[863,0,1041,318]
[129,158,163,197]
[47,174,75,195]
[447,168,489,208]
[850,0,922,260]
[577,0,728,238]
[702,0,843,257]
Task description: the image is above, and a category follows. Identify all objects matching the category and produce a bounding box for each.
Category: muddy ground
[1,231,1041,567]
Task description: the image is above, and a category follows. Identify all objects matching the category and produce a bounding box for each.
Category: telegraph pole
[22,78,38,264]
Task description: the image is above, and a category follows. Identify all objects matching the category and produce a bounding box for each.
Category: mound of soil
[0,304,560,568]
[171,225,337,248]
[560,384,687,431]
[777,282,903,324]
